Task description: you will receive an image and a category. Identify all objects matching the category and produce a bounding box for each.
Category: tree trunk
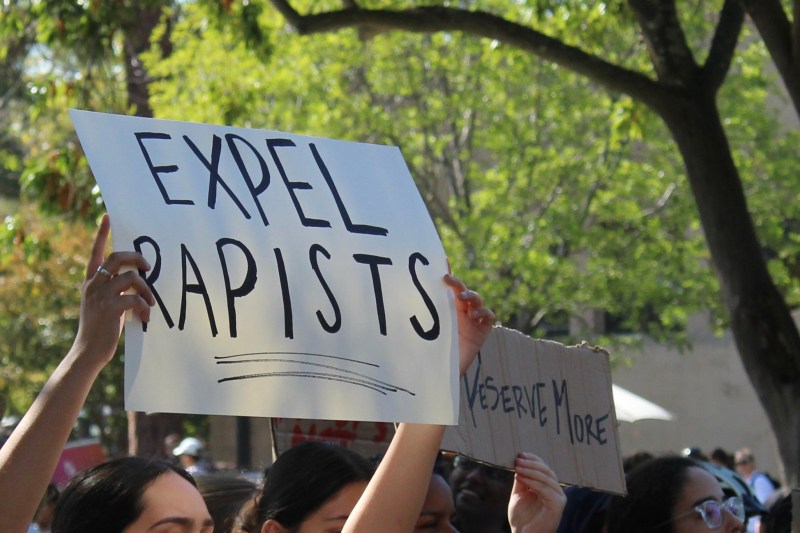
[127,411,184,458]
[657,90,800,487]
[121,3,185,457]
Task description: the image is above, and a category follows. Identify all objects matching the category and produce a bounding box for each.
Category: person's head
[760,491,792,533]
[194,473,257,533]
[733,448,755,477]
[165,433,183,459]
[236,442,374,533]
[174,437,205,467]
[449,455,514,533]
[710,448,735,471]
[52,456,213,533]
[556,486,610,533]
[623,450,655,473]
[606,455,745,533]
[414,473,457,533]
[682,447,708,462]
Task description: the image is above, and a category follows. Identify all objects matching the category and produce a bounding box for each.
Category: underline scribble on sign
[214,352,416,396]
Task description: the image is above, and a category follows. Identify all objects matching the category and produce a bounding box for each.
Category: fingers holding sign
[508,453,566,533]
[444,273,495,376]
[73,214,155,368]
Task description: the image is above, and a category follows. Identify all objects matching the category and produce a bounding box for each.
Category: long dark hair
[236,442,374,532]
[52,456,196,533]
[605,455,698,533]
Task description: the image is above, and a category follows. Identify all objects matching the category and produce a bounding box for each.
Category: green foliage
[2,0,798,451]
[143,0,735,352]
[720,36,800,310]
[0,206,128,452]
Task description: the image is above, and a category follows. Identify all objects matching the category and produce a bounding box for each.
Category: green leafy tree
[145,4,722,349]
[0,0,188,458]
[0,207,129,454]
[152,0,800,485]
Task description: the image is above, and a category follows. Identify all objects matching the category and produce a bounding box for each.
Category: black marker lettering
[309,143,388,236]
[535,382,548,427]
[225,133,271,226]
[512,385,527,418]
[310,243,341,333]
[216,238,257,338]
[353,253,392,336]
[594,414,609,445]
[179,244,217,337]
[135,132,192,205]
[183,134,250,219]
[500,385,514,413]
[274,247,293,339]
[133,235,174,331]
[462,353,482,428]
[408,252,440,340]
[552,379,574,444]
[486,376,499,410]
[573,415,585,443]
[267,139,330,228]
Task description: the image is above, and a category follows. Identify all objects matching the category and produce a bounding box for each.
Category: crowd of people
[0,215,794,533]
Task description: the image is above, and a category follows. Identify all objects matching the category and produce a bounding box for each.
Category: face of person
[733,455,752,477]
[414,474,457,533]
[122,470,213,533]
[294,481,368,533]
[670,467,744,533]
[449,456,513,524]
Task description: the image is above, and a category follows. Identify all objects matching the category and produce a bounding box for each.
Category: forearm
[0,347,104,533]
[344,422,445,532]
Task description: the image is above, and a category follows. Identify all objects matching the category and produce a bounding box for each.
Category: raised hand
[508,453,567,533]
[443,273,495,375]
[71,214,155,370]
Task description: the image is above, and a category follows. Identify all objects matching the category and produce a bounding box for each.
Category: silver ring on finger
[96,265,113,277]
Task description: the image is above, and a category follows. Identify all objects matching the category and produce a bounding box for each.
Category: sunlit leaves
[141,1,738,348]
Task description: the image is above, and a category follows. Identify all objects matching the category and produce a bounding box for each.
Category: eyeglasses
[453,455,514,483]
[669,496,745,530]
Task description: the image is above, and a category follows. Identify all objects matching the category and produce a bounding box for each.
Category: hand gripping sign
[71,110,458,424]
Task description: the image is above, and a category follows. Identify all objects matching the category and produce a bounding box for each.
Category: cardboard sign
[70,110,458,424]
[441,327,626,494]
[272,328,625,494]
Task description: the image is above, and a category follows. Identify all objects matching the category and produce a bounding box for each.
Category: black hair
[194,473,257,533]
[605,455,699,533]
[710,448,735,470]
[52,456,196,533]
[236,442,373,532]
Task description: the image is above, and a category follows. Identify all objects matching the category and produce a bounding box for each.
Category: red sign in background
[51,439,107,488]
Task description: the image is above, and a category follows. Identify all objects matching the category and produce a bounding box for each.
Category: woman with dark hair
[0,213,499,533]
[235,442,374,532]
[0,215,510,533]
[52,457,212,533]
[0,215,157,533]
[194,472,257,533]
[605,455,745,533]
[232,272,497,533]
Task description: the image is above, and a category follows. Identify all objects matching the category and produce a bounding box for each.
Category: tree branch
[269,1,668,107]
[627,0,699,85]
[744,0,792,75]
[703,0,745,92]
[743,0,800,114]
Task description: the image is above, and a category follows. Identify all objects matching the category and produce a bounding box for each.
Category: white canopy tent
[612,384,674,422]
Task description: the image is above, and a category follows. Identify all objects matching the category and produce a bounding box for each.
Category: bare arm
[344,273,494,532]
[0,215,154,533]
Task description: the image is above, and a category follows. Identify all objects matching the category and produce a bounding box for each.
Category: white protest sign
[70,110,458,424]
[442,327,626,494]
